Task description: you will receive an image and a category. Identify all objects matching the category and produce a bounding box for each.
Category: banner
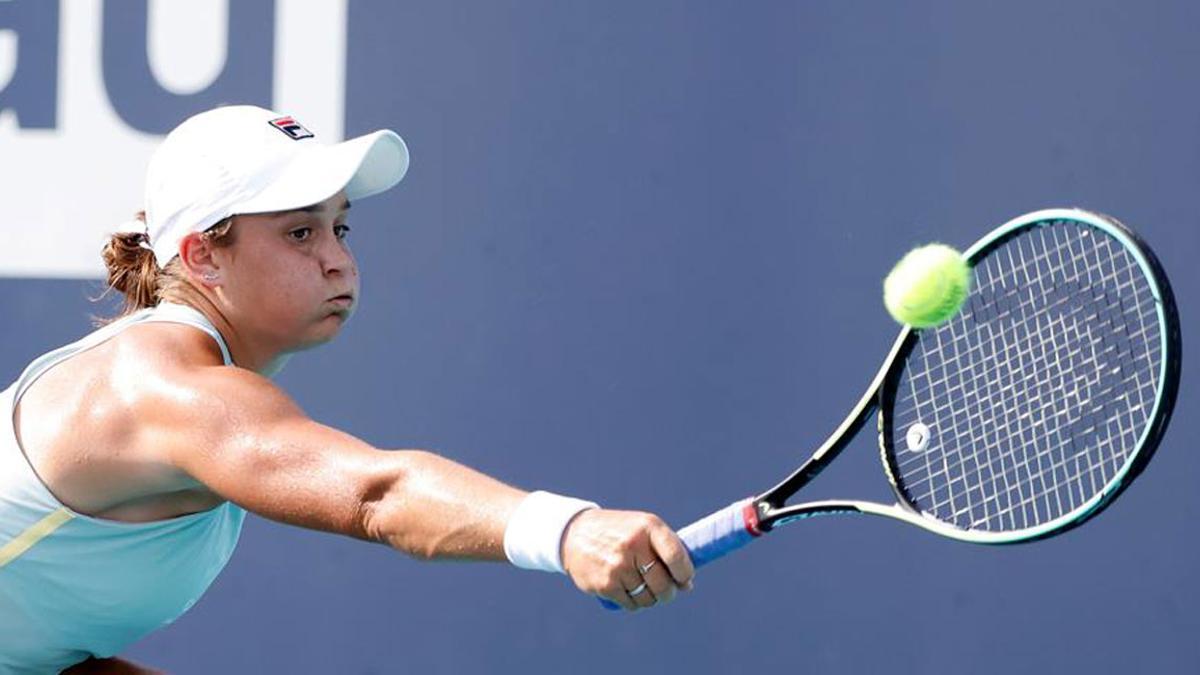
[0,0,349,277]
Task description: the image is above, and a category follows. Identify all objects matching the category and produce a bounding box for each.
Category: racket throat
[764,501,879,528]
[753,499,806,533]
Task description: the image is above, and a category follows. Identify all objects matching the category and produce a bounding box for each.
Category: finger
[601,588,637,611]
[637,557,676,604]
[626,578,656,609]
[615,561,655,609]
[604,563,643,612]
[649,524,695,588]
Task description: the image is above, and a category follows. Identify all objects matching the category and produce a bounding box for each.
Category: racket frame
[751,208,1181,544]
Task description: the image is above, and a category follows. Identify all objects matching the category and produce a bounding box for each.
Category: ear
[179,232,222,286]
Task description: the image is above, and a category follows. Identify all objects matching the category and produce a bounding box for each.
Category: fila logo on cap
[269,116,315,140]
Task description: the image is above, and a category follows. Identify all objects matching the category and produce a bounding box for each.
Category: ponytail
[97,213,238,322]
[100,215,160,317]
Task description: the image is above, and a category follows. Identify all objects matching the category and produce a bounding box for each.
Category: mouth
[328,293,355,307]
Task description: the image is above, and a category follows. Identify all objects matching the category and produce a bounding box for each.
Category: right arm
[155,365,693,608]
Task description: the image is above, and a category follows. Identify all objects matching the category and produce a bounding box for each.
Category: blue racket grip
[598,498,760,610]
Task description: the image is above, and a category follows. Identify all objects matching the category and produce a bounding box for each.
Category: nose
[321,234,356,278]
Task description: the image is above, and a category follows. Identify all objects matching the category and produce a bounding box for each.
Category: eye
[288,227,313,241]
[334,224,351,240]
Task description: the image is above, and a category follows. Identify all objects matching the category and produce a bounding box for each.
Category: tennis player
[0,106,694,674]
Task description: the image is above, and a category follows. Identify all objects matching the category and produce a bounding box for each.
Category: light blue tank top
[0,303,246,672]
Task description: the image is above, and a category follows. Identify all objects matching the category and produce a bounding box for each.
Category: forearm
[364,450,528,560]
[359,450,696,611]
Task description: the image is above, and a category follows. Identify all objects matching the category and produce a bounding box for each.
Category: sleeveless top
[0,303,246,673]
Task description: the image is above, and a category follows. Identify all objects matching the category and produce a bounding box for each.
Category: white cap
[143,105,410,267]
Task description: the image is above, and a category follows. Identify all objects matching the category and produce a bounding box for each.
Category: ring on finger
[638,560,657,576]
[628,582,649,598]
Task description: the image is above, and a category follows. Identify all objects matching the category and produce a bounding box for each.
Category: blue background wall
[2,1,1198,672]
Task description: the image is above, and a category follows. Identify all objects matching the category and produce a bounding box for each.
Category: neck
[164,289,292,376]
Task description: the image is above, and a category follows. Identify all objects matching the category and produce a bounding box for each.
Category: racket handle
[677,498,761,568]
[597,498,760,610]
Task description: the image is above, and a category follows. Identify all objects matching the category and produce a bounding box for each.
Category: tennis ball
[883,243,971,328]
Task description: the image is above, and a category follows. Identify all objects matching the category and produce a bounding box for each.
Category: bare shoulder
[107,322,294,418]
[23,319,394,533]
[14,320,292,519]
[118,323,304,452]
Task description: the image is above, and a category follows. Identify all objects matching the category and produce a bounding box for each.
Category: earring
[202,272,218,283]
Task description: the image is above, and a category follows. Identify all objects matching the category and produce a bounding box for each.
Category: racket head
[878,209,1181,543]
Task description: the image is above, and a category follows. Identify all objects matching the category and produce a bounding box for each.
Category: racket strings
[888,221,1163,533]
[948,231,1159,529]
[892,289,1149,438]
[957,230,1156,528]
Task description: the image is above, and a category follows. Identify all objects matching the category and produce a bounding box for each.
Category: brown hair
[98,213,237,320]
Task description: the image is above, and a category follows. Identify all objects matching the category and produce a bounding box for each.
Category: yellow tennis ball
[883,243,971,328]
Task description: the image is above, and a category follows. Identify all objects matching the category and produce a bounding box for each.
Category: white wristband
[503,490,599,574]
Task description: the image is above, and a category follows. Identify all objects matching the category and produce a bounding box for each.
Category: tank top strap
[143,302,234,366]
[11,303,233,404]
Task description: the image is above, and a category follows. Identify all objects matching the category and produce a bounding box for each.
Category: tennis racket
[601,208,1180,609]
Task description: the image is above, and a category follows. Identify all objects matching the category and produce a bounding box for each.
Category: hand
[560,508,694,610]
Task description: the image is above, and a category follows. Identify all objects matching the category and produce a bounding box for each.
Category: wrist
[503,490,598,574]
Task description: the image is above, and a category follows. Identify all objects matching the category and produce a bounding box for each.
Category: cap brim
[234,130,410,215]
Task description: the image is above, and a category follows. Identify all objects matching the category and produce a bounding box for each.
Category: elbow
[404,540,443,562]
[358,449,436,554]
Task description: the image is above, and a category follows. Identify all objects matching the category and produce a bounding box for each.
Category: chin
[296,317,348,350]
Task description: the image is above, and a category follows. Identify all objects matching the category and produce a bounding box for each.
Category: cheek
[225,255,297,306]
